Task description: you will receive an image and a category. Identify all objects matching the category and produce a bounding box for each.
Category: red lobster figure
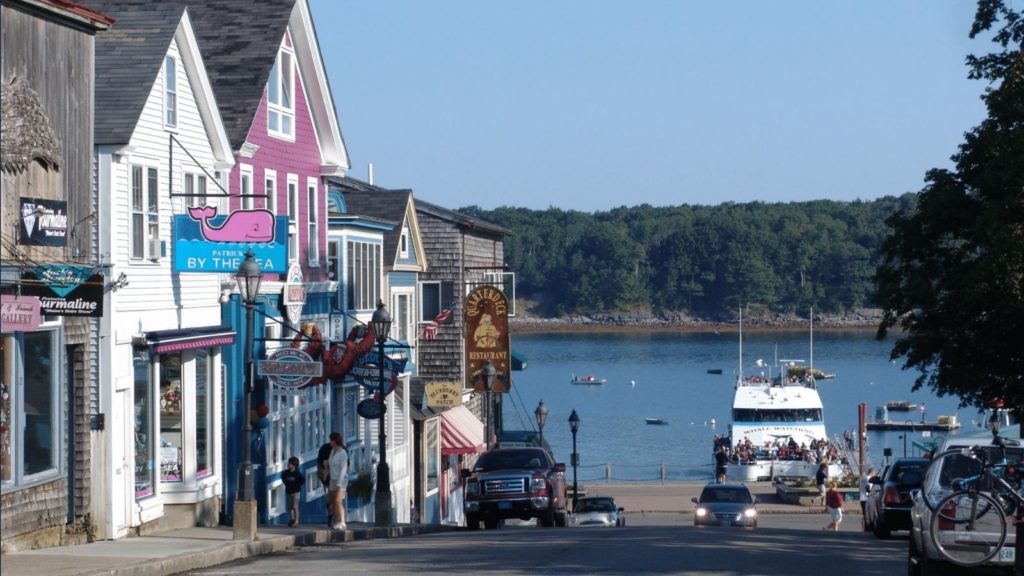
[290,324,377,386]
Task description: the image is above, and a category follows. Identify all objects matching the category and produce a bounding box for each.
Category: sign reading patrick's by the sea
[173,207,288,273]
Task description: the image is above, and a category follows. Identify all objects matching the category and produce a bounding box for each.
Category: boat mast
[738,306,743,384]
[809,307,814,374]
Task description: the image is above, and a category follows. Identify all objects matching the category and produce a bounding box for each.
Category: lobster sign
[289,323,376,386]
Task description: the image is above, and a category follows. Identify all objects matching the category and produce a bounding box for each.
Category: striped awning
[440,405,485,455]
[145,325,236,354]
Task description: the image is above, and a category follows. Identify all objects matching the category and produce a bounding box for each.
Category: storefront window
[23,331,56,476]
[134,351,155,498]
[426,418,438,492]
[160,354,183,482]
[195,350,211,478]
[1,334,12,483]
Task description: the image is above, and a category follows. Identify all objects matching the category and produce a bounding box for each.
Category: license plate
[997,547,1015,563]
[498,501,511,510]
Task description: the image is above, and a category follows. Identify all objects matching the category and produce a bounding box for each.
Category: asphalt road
[181,514,907,575]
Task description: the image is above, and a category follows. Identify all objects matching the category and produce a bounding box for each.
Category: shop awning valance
[145,325,236,354]
[440,405,485,456]
[511,348,527,371]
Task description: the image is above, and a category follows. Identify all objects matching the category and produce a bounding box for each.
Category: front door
[112,388,132,536]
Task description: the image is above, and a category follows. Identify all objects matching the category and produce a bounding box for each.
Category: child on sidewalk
[281,456,305,527]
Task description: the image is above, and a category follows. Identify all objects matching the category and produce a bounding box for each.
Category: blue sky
[310,1,989,212]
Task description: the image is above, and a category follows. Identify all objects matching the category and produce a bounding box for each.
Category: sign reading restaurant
[465,285,511,393]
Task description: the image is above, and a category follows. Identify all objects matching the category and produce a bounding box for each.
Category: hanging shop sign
[0,295,41,332]
[426,381,463,408]
[19,197,67,246]
[281,264,306,324]
[356,398,383,420]
[465,285,511,392]
[351,349,408,395]
[258,347,322,390]
[172,209,288,273]
[20,264,103,317]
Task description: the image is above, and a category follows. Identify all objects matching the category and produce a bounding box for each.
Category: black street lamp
[370,300,393,528]
[534,400,548,448]
[234,250,262,539]
[568,409,580,512]
[481,361,496,448]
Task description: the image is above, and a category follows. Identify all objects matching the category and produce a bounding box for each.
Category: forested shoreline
[458,195,914,320]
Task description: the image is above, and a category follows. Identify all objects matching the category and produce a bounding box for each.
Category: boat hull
[729,459,844,482]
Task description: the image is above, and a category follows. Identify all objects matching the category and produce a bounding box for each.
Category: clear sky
[310,1,990,212]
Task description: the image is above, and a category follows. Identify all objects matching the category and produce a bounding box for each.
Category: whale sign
[173,208,288,273]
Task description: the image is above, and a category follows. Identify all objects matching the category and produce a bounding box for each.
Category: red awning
[440,405,485,455]
[146,325,236,354]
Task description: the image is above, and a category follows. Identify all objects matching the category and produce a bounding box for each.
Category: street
[180,514,906,575]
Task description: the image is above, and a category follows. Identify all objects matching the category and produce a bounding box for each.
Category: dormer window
[164,56,177,127]
[267,44,295,139]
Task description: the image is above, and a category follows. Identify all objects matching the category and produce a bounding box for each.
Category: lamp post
[534,400,548,448]
[481,361,496,448]
[370,301,392,528]
[568,409,580,512]
[234,249,262,540]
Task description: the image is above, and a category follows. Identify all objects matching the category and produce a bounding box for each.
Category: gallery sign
[0,295,41,332]
[465,285,511,393]
[19,197,67,246]
[20,264,104,317]
[172,208,288,273]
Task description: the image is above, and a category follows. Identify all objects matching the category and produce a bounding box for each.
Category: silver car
[692,483,758,528]
[571,496,625,527]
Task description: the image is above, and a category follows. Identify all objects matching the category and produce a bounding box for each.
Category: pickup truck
[462,447,569,529]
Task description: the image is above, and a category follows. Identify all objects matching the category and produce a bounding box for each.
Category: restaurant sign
[465,285,511,393]
[258,347,322,390]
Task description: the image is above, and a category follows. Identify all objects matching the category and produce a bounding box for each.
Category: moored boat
[571,373,606,385]
[645,417,669,425]
[884,400,918,411]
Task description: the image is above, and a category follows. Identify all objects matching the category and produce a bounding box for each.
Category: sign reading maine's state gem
[20,264,103,317]
[173,209,287,273]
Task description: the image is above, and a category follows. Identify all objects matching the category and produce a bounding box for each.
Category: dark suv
[462,447,569,529]
[864,457,929,538]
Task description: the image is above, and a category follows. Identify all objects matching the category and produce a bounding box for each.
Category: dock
[865,421,960,432]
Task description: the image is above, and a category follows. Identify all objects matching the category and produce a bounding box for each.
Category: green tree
[875,0,1024,412]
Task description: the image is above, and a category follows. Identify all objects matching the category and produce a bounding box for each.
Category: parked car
[571,496,625,527]
[462,447,569,529]
[908,430,1022,575]
[692,483,757,528]
[864,457,929,538]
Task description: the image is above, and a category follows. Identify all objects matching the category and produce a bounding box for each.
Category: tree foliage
[874,0,1024,411]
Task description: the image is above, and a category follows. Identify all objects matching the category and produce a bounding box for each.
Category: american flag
[420,308,452,341]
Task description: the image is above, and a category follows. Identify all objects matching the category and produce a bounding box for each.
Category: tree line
[458,195,915,319]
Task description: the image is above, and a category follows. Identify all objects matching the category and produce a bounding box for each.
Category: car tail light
[937,500,955,531]
[884,486,901,505]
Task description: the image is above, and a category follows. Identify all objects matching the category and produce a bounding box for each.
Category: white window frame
[164,55,177,128]
[267,43,295,140]
[392,290,414,342]
[346,240,381,310]
[484,271,517,317]
[419,280,441,322]
[399,225,409,259]
[183,172,208,208]
[306,178,319,266]
[264,169,277,213]
[130,163,160,261]
[287,174,299,263]
[239,164,253,210]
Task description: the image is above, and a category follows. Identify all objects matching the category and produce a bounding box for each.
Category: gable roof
[186,0,348,172]
[331,177,424,270]
[90,0,186,145]
[415,198,512,238]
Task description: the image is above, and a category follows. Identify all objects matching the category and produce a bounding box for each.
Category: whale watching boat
[715,308,844,482]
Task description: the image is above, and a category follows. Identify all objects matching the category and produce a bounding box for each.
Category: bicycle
[922,430,1024,567]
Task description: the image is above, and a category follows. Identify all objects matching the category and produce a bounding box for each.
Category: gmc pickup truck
[463,447,569,529]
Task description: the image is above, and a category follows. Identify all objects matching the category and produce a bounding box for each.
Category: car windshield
[701,487,753,503]
[474,449,549,471]
[578,499,615,512]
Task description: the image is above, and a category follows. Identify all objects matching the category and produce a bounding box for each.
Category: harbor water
[501,330,988,482]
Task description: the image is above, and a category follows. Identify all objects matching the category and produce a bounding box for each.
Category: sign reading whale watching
[173,207,287,273]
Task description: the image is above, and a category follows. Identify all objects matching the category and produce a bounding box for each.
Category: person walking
[814,461,828,506]
[714,447,729,483]
[281,456,305,527]
[859,467,877,529]
[317,435,334,526]
[327,432,349,531]
[823,481,845,531]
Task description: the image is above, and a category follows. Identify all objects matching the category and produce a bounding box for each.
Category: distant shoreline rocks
[509,308,884,334]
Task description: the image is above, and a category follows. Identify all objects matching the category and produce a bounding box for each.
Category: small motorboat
[645,418,669,425]
[571,374,606,385]
[706,369,723,375]
[884,400,919,411]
